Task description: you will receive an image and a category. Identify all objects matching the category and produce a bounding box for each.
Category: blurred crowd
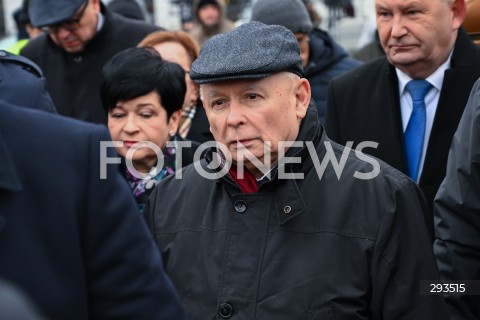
[1,0,480,319]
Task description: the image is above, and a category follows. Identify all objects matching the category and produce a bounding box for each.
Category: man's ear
[295,78,311,120]
[451,0,467,30]
[91,0,102,14]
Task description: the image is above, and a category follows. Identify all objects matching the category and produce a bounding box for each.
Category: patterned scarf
[124,140,177,213]
[178,103,196,138]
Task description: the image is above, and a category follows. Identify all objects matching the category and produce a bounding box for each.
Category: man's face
[198,4,221,27]
[375,0,466,78]
[47,0,100,53]
[201,73,310,178]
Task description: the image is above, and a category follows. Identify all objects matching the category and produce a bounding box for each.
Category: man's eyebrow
[206,90,220,98]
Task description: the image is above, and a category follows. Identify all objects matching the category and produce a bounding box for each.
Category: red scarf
[229,166,258,193]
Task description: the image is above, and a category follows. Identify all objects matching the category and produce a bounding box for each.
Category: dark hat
[251,0,313,34]
[29,0,86,27]
[190,21,304,84]
[196,0,220,11]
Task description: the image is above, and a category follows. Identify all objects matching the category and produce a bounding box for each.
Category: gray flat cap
[190,21,304,84]
[29,0,86,27]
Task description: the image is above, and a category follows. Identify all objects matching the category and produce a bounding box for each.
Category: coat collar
[207,103,322,225]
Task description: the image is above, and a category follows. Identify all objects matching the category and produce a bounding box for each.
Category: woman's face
[108,91,180,173]
[153,41,199,110]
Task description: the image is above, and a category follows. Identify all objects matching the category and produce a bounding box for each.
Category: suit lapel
[374,61,408,173]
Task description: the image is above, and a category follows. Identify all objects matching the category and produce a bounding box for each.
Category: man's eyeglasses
[42,3,88,34]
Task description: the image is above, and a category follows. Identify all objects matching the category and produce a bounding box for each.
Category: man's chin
[61,43,84,53]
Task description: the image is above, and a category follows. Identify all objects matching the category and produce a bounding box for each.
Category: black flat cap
[29,0,86,27]
[190,21,304,84]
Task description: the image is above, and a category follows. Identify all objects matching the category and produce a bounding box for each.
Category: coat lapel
[369,61,407,173]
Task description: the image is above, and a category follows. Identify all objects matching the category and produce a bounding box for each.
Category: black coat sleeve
[434,80,480,320]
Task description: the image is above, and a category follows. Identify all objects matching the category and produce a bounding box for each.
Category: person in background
[190,0,234,46]
[325,0,480,239]
[434,79,480,320]
[6,0,43,55]
[21,0,159,124]
[0,100,186,320]
[145,21,448,320]
[251,0,361,125]
[139,30,213,143]
[101,47,199,212]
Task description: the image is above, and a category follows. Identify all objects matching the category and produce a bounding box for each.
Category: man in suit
[21,0,159,123]
[0,101,186,320]
[325,0,480,238]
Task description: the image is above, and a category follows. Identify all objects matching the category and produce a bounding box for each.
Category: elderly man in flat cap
[20,0,159,124]
[145,21,448,319]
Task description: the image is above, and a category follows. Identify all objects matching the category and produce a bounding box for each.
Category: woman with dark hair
[101,47,198,212]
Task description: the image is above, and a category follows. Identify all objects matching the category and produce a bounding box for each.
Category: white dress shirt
[396,51,453,181]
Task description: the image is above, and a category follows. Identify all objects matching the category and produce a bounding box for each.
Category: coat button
[234,200,247,213]
[283,206,292,214]
[218,302,233,318]
[0,50,7,57]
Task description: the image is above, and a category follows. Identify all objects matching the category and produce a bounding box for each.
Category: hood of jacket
[304,28,351,77]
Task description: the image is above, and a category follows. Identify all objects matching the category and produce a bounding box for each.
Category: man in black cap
[145,21,448,319]
[20,0,159,124]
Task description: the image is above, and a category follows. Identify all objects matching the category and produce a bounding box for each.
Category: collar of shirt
[97,11,105,32]
[396,50,453,100]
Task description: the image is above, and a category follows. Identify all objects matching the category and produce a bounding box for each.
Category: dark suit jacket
[0,102,186,320]
[325,28,480,238]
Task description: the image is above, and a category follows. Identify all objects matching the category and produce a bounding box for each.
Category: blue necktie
[404,80,432,181]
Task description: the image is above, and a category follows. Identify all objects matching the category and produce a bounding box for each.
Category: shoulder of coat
[0,50,43,78]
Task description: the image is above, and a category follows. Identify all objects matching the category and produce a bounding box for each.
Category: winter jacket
[146,104,448,320]
[434,79,480,320]
[20,5,159,124]
[305,28,361,125]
